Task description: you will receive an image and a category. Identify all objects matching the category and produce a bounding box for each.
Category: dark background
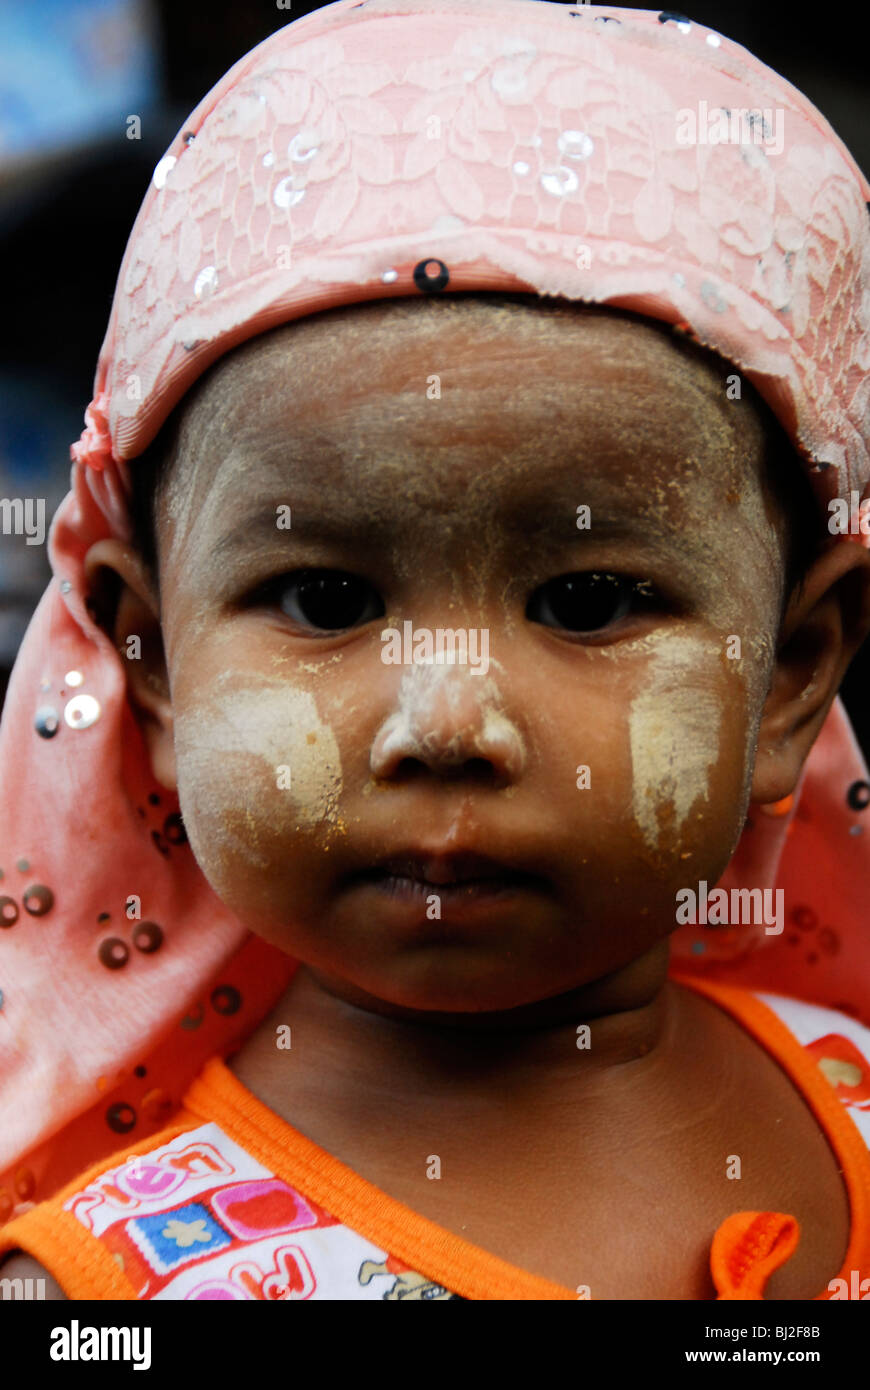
[2,0,869,751]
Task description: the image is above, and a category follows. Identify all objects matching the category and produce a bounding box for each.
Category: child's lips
[351,850,545,898]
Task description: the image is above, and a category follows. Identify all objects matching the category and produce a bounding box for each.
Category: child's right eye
[257,569,386,632]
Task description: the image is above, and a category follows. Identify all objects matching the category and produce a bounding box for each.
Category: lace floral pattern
[70,0,870,511]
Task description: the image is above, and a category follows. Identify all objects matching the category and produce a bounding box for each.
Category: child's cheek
[171,675,345,897]
[620,631,754,874]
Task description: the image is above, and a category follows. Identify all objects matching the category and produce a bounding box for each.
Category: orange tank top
[1,979,869,1300]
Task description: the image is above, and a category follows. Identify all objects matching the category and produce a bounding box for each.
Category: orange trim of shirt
[183,1054,577,1301]
[710,1212,800,1301]
[0,1117,204,1299]
[1,978,868,1300]
[669,974,870,1300]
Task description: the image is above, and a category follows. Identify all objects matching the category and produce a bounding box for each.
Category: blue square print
[126,1202,232,1274]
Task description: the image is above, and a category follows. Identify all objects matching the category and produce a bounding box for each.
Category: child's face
[146,298,790,1015]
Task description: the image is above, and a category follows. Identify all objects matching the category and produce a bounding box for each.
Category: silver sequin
[152,155,176,190]
[513,160,531,176]
[706,33,721,46]
[540,166,579,198]
[381,269,398,283]
[273,176,306,209]
[65,670,84,688]
[288,132,319,162]
[193,266,219,299]
[558,130,594,161]
[64,694,101,729]
[34,706,60,738]
[262,152,274,167]
[490,64,528,98]
[700,280,728,313]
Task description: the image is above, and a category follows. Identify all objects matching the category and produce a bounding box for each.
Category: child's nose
[369,666,525,785]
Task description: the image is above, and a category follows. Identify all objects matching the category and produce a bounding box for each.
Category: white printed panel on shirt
[756,992,870,1148]
[154,1224,394,1300]
[63,1120,464,1301]
[65,1123,272,1237]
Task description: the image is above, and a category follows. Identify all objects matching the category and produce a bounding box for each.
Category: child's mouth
[366,873,527,901]
[351,852,543,907]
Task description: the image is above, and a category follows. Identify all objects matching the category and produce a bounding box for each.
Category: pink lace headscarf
[2,0,870,1220]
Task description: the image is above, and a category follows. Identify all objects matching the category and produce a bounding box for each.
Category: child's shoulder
[695,981,870,1149]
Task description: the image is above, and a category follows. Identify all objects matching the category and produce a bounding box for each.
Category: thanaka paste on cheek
[628,633,724,852]
[172,674,344,882]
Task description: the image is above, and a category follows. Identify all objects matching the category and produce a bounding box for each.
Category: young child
[1,0,869,1301]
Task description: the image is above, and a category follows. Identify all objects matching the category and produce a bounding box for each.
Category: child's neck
[227,942,680,1114]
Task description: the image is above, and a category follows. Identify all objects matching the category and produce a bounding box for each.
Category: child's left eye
[257,569,386,631]
[526,572,660,634]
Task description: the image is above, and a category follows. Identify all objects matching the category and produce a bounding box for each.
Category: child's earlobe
[751,543,870,805]
[82,538,177,791]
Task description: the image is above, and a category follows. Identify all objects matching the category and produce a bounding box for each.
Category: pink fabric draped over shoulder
[2,0,870,1219]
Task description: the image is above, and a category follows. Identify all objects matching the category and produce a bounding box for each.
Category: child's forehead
[169,298,765,504]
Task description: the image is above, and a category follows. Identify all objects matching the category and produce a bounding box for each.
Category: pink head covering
[2,0,870,1220]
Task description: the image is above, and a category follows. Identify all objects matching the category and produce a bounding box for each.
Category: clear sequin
[0,989,4,1010]
[491,63,528,98]
[193,265,218,299]
[540,166,579,198]
[60,581,71,594]
[850,825,864,836]
[273,176,306,209]
[672,272,686,287]
[288,131,319,162]
[262,152,274,167]
[152,155,176,190]
[64,694,101,729]
[65,670,84,688]
[39,677,50,691]
[34,706,60,738]
[513,160,531,176]
[700,281,728,313]
[381,269,398,283]
[558,130,594,161]
[659,12,692,32]
[183,131,196,145]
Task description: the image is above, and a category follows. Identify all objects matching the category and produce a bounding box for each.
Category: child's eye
[259,569,385,631]
[527,572,660,635]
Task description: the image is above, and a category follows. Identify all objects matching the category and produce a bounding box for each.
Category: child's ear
[83,538,177,792]
[752,539,870,805]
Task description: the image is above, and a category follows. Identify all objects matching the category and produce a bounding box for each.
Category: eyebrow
[208,491,715,574]
[209,500,395,560]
